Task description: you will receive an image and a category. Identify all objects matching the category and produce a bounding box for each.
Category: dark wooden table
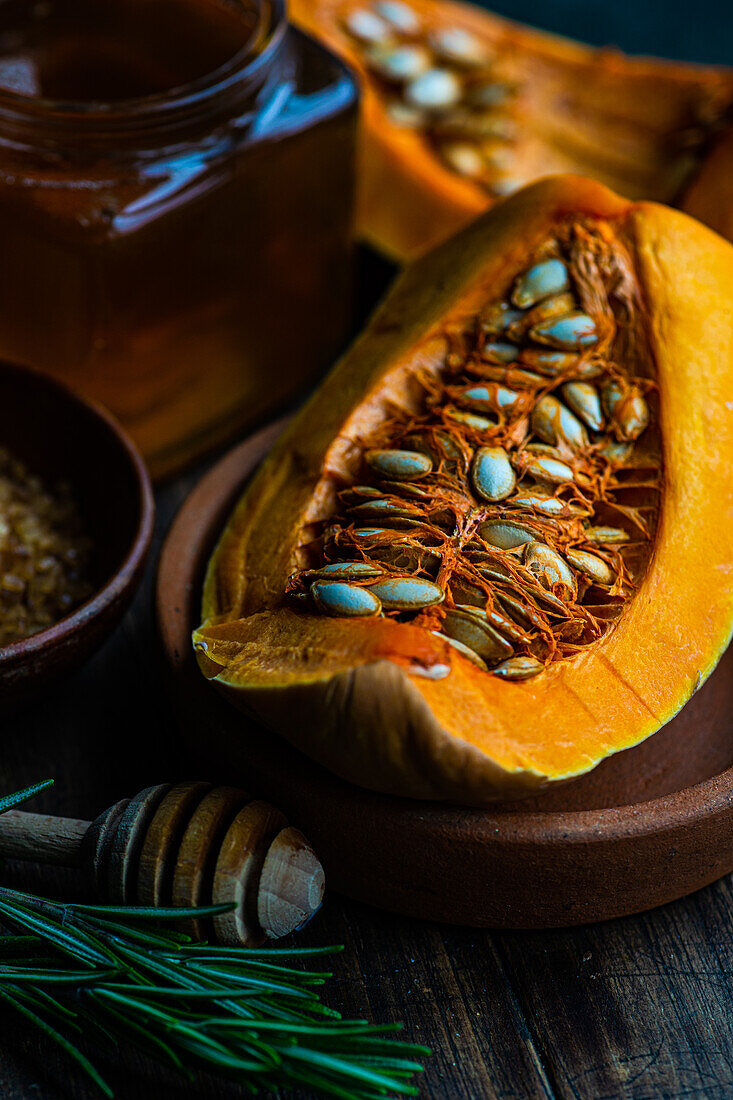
[3,458,733,1100]
[3,375,733,1100]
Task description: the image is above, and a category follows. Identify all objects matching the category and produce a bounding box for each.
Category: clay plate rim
[155,418,733,843]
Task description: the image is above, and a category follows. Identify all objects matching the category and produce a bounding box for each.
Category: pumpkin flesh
[195,177,733,805]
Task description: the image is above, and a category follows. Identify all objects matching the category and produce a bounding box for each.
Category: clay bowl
[0,361,154,705]
[157,421,733,928]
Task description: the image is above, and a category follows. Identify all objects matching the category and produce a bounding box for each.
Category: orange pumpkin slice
[194,176,733,805]
[291,0,733,259]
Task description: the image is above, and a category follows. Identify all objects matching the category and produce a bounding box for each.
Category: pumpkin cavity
[286,216,662,679]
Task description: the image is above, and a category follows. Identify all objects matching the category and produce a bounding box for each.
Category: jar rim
[0,0,287,126]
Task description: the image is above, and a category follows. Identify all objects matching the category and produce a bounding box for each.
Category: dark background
[485,0,733,65]
[4,2,733,1099]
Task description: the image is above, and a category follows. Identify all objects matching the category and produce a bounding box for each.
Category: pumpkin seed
[310,562,384,580]
[480,301,523,336]
[525,442,563,456]
[492,655,544,680]
[460,383,522,413]
[440,142,485,178]
[519,348,578,376]
[481,365,544,389]
[520,453,575,484]
[531,394,588,449]
[441,608,513,661]
[489,177,522,196]
[432,630,488,671]
[466,545,510,566]
[467,81,514,108]
[340,485,384,505]
[471,446,516,501]
[569,359,605,381]
[530,583,575,616]
[512,259,570,309]
[482,341,520,363]
[406,429,467,466]
[311,582,382,617]
[599,439,633,464]
[488,607,530,644]
[529,291,576,321]
[448,576,487,607]
[435,109,515,141]
[345,8,392,42]
[494,385,521,410]
[495,592,545,630]
[428,26,490,67]
[369,542,441,572]
[405,68,462,110]
[509,493,568,516]
[476,562,515,584]
[561,381,603,432]
[454,602,488,618]
[478,519,538,549]
[482,145,514,171]
[392,516,445,532]
[565,547,615,585]
[444,407,495,431]
[584,525,629,545]
[386,101,427,127]
[458,385,490,409]
[523,541,576,598]
[507,292,576,342]
[369,576,445,609]
[349,498,422,519]
[365,448,433,480]
[379,479,434,499]
[367,43,431,81]
[352,527,393,540]
[432,430,467,461]
[602,380,622,415]
[602,381,650,441]
[374,0,420,32]
[530,312,597,350]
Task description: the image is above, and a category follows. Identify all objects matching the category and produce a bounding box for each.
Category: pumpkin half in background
[194,176,733,806]
[289,0,733,260]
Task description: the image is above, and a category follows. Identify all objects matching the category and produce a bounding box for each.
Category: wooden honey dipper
[0,782,325,946]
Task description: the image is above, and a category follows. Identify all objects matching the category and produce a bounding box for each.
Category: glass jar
[0,0,358,476]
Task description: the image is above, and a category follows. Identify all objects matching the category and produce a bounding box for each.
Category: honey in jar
[0,0,358,476]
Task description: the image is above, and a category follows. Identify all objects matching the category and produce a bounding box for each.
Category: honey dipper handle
[0,811,90,867]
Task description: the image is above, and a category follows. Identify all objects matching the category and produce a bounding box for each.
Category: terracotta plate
[156,421,733,928]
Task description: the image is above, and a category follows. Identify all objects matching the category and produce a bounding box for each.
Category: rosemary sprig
[0,778,54,814]
[0,782,428,1098]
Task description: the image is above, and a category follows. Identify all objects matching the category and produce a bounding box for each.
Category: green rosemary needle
[0,782,429,1098]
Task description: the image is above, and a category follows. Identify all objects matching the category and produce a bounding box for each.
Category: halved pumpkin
[194,176,733,806]
[290,0,733,260]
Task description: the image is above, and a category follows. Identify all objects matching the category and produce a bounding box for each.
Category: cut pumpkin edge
[193,611,733,803]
